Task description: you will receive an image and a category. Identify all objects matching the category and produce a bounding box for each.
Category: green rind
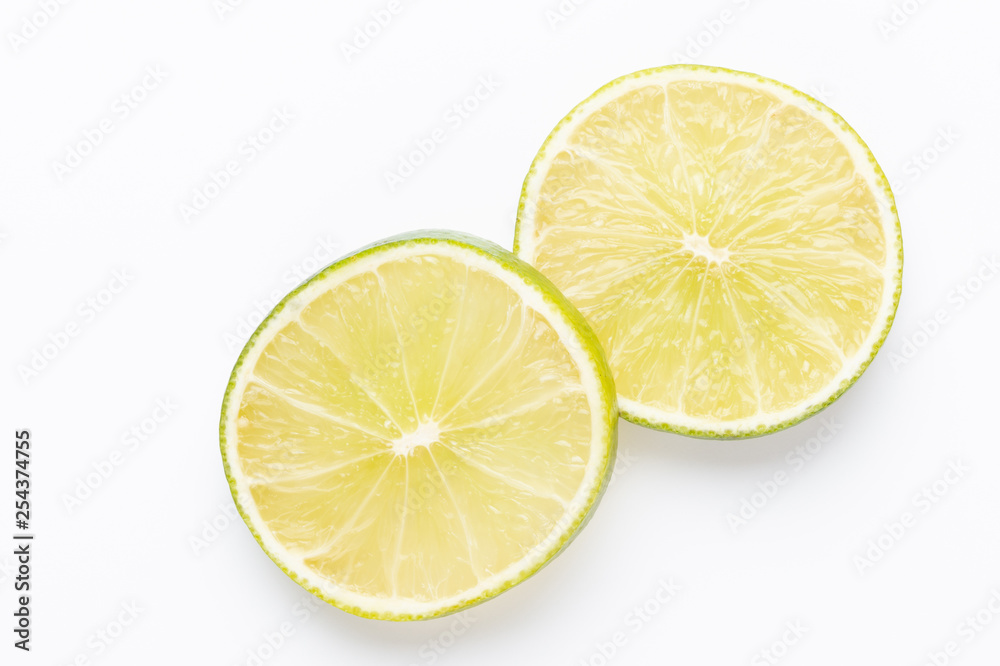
[220,229,619,621]
[513,64,904,439]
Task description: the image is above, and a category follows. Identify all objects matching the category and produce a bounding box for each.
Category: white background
[2,0,999,664]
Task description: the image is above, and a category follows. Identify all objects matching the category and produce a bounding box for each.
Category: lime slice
[220,231,617,620]
[515,65,902,438]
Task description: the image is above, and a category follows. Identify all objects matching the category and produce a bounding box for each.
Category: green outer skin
[220,229,619,621]
[513,64,904,440]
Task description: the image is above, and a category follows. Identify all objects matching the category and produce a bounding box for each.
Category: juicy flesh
[528,81,887,422]
[235,253,592,602]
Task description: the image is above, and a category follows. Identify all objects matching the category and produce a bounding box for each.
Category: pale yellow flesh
[234,253,593,604]
[525,80,887,424]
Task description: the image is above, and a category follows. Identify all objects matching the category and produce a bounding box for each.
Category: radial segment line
[609,256,696,367]
[427,447,480,577]
[250,450,388,485]
[297,458,397,561]
[705,108,779,238]
[562,249,686,300]
[373,270,421,423]
[535,225,686,247]
[447,385,583,432]
[249,375,391,441]
[724,172,856,247]
[730,263,847,363]
[429,265,469,419]
[566,146,690,237]
[434,303,530,425]
[734,246,883,274]
[721,274,763,412]
[662,86,698,226]
[295,318,405,436]
[391,455,409,596]
[448,446,569,507]
[677,265,713,407]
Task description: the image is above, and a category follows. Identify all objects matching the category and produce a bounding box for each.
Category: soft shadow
[304,381,871,646]
[621,394,854,472]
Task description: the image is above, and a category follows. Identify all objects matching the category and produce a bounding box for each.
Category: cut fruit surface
[221,231,617,620]
[515,65,902,438]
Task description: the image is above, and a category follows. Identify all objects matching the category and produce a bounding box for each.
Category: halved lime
[221,231,617,620]
[515,65,903,438]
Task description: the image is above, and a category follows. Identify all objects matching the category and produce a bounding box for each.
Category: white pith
[682,232,731,265]
[390,420,442,457]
